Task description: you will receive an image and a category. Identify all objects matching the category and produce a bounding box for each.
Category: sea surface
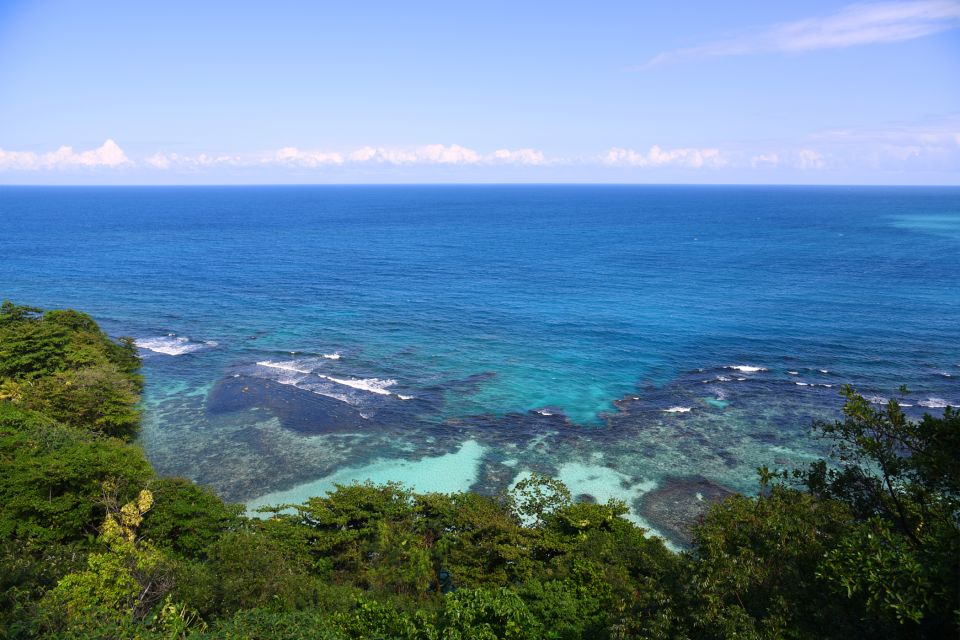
[2,185,958,544]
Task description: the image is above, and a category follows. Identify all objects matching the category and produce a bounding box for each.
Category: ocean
[2,185,958,544]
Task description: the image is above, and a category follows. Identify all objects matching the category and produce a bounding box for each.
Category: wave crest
[136,335,210,356]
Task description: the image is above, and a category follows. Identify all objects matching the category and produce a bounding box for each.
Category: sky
[0,0,958,184]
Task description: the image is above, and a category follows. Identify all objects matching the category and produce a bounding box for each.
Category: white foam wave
[266,376,353,404]
[323,352,342,360]
[319,375,396,396]
[662,406,692,413]
[257,360,313,374]
[795,382,810,386]
[787,371,799,375]
[939,372,953,378]
[397,394,414,401]
[867,395,888,405]
[726,365,767,373]
[918,397,952,409]
[819,369,829,374]
[135,335,207,356]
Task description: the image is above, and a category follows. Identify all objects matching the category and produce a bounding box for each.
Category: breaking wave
[725,365,767,373]
[136,335,213,356]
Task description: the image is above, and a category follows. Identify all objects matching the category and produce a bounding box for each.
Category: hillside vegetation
[0,302,957,639]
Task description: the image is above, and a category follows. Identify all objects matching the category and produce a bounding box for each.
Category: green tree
[206,530,315,615]
[39,488,179,634]
[806,388,960,634]
[687,486,858,639]
[140,477,245,560]
[0,402,152,545]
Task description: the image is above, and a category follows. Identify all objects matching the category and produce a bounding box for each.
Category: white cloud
[492,148,546,165]
[751,153,781,167]
[602,145,727,168]
[647,1,960,66]
[286,144,549,166]
[0,139,129,171]
[138,144,549,170]
[356,144,483,165]
[144,153,172,170]
[272,147,344,166]
[14,134,950,179]
[348,146,379,162]
[131,143,554,171]
[797,149,826,169]
[144,151,243,170]
[0,149,37,170]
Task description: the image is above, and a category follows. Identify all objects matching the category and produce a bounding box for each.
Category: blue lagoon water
[2,185,958,542]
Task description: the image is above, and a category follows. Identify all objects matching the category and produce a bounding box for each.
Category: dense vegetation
[0,302,957,639]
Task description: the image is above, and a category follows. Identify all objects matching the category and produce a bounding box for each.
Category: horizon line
[2,181,960,188]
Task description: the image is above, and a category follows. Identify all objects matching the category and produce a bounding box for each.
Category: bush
[0,402,152,545]
[206,530,316,615]
[140,478,245,560]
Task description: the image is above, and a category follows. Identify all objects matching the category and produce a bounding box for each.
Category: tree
[806,387,959,634]
[39,487,178,633]
[0,402,152,545]
[140,477,245,560]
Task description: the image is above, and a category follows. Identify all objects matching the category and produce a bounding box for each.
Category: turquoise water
[2,185,958,543]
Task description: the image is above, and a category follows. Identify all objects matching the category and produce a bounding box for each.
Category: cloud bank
[139,144,548,170]
[602,145,727,168]
[647,1,960,66]
[0,139,129,170]
[2,121,958,181]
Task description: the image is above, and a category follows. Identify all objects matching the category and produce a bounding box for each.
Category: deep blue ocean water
[2,185,958,543]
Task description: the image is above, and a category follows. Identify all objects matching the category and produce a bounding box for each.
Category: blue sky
[1,0,958,184]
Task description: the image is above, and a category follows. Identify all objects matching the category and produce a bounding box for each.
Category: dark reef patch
[638,476,734,547]
[207,375,372,434]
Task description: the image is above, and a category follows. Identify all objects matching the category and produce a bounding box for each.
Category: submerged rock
[206,375,369,434]
[638,476,734,547]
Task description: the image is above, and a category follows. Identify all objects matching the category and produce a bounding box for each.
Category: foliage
[205,530,316,615]
[193,608,347,639]
[805,387,960,634]
[39,488,179,635]
[18,364,140,439]
[508,472,571,527]
[140,478,245,560]
[0,304,140,389]
[438,588,539,640]
[687,486,857,639]
[415,490,535,589]
[0,402,152,546]
[0,302,141,440]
